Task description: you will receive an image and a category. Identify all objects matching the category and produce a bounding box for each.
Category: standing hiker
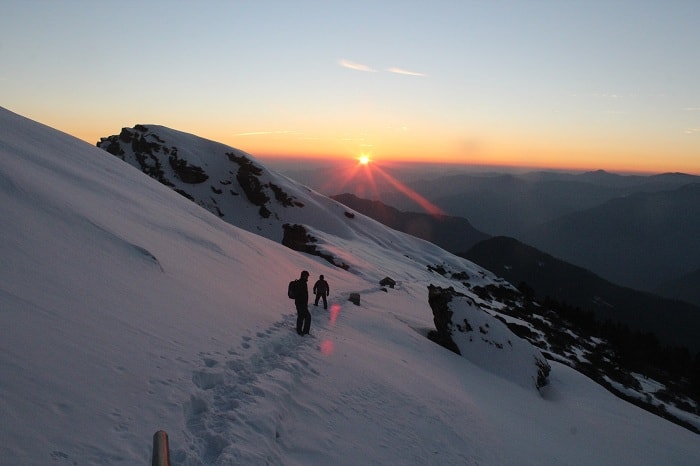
[293,270,311,335]
[313,274,329,310]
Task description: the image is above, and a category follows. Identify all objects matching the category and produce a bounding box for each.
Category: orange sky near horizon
[59,119,698,176]
[192,118,700,175]
[3,2,699,177]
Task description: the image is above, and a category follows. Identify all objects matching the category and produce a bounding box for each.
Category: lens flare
[320,339,335,355]
[329,303,341,325]
[318,157,445,217]
[374,164,445,216]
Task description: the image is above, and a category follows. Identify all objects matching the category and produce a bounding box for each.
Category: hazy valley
[280,163,700,303]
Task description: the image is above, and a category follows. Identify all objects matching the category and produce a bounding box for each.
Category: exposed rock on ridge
[428,285,551,392]
[97,124,305,237]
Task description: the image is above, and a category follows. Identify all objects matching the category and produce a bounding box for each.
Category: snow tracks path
[177,312,322,465]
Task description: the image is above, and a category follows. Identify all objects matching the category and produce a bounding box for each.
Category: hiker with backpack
[289,270,311,335]
[313,274,329,310]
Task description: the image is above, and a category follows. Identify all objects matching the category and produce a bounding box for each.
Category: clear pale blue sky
[2,0,699,173]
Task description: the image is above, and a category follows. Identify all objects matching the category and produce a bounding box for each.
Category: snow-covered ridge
[96,123,500,287]
[2,107,699,464]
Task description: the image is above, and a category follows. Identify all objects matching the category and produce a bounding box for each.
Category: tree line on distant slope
[534,293,700,406]
[472,281,699,431]
[461,236,700,353]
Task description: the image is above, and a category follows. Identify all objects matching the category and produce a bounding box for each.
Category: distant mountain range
[657,267,700,308]
[519,183,700,293]
[388,170,700,236]
[330,193,490,253]
[328,194,700,353]
[280,164,700,298]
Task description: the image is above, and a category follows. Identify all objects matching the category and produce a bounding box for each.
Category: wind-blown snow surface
[1,107,699,465]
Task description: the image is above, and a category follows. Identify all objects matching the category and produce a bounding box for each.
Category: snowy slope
[97,123,551,394]
[2,106,699,465]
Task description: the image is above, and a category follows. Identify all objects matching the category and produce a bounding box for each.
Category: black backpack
[287,280,297,299]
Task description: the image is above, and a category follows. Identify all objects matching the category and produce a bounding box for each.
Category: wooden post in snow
[152,430,170,466]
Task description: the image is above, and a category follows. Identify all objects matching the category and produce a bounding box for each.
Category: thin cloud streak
[338,59,426,77]
[338,59,376,72]
[386,67,426,77]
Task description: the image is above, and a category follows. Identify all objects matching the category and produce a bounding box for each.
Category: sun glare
[358,155,370,165]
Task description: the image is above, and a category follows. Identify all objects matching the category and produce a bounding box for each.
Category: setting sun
[359,155,370,165]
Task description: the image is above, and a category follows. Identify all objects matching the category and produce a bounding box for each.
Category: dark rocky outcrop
[168,152,208,184]
[98,126,305,224]
[99,127,174,187]
[426,285,550,392]
[281,224,349,270]
[348,293,361,306]
[379,277,396,289]
[427,285,463,355]
[227,152,269,207]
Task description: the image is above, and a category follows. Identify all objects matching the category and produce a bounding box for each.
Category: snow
[429,289,550,393]
[1,106,699,465]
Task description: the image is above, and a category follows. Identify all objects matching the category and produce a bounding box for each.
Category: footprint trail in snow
[176,312,323,465]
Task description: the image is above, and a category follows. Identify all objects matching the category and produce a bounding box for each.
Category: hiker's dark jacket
[313,279,329,296]
[294,280,309,307]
